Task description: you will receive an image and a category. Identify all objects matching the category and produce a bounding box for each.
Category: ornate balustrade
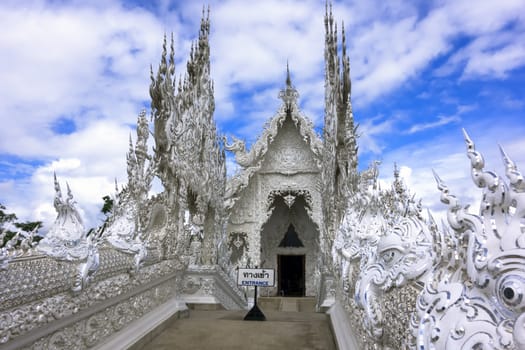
[180,265,247,310]
[0,254,185,349]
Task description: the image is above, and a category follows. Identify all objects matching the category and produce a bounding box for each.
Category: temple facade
[224,71,324,296]
[223,5,357,297]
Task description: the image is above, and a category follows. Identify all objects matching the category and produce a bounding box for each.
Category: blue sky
[0,0,524,231]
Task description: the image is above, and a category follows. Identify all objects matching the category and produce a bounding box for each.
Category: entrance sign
[237,268,275,287]
[238,267,273,321]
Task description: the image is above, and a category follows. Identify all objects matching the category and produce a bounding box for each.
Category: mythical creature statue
[103,187,147,272]
[72,233,100,293]
[224,135,259,168]
[183,210,204,266]
[33,174,102,292]
[411,130,525,349]
[333,163,435,347]
[0,224,40,269]
[37,174,89,261]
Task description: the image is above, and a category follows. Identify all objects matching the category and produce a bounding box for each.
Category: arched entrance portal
[260,195,319,297]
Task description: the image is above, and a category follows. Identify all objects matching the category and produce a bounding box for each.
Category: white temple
[1,4,524,350]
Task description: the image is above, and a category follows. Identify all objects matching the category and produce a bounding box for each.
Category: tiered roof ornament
[224,67,323,212]
[278,63,299,111]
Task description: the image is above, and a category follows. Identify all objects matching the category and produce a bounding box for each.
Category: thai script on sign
[237,268,275,287]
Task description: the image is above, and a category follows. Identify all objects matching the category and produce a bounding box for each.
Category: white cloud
[348,0,525,103]
[408,115,460,134]
[209,0,325,127]
[0,2,171,154]
[0,2,168,230]
[358,115,398,155]
[463,41,525,79]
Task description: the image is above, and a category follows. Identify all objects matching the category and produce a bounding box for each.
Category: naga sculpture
[224,136,259,168]
[71,233,100,293]
[411,130,525,349]
[37,174,89,261]
[332,161,435,348]
[103,186,147,272]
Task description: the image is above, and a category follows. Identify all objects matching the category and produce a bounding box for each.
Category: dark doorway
[278,255,305,296]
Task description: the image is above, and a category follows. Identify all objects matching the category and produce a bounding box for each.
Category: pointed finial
[169,32,175,77]
[200,5,210,37]
[66,182,73,201]
[432,169,448,197]
[393,162,399,178]
[329,2,333,26]
[427,208,436,227]
[433,169,459,209]
[462,128,474,152]
[53,172,62,197]
[278,61,299,107]
[324,1,330,28]
[341,21,347,57]
[160,33,167,75]
[286,61,292,87]
[463,129,499,190]
[499,144,525,191]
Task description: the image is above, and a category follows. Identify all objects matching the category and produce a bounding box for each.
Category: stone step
[280,298,298,312]
[258,296,317,312]
[137,310,336,350]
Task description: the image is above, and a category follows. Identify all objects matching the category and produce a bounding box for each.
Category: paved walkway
[140,308,336,350]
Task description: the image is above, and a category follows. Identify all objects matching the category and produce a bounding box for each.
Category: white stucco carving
[409,131,525,350]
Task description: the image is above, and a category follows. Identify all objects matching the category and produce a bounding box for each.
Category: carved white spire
[278,62,299,111]
[322,2,359,248]
[147,7,225,264]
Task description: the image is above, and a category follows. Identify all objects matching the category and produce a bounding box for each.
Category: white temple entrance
[260,195,319,297]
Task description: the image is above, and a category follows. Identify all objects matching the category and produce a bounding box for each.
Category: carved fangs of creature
[355,215,433,340]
